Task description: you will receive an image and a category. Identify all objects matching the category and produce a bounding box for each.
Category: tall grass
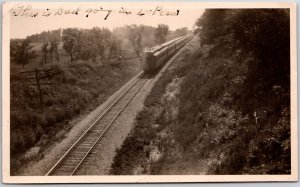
[10,59,140,175]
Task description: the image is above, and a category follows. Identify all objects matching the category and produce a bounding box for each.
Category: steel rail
[70,74,150,175]
[45,71,144,176]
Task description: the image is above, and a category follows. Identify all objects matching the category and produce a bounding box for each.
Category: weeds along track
[46,72,149,176]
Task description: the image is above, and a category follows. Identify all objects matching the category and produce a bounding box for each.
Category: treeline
[60,24,170,63]
[26,29,62,43]
[10,24,188,69]
[61,27,122,63]
[196,9,290,173]
[196,9,290,94]
[174,27,188,37]
[61,24,186,63]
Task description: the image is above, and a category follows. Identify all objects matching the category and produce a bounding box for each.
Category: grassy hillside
[111,10,290,174]
[11,59,141,175]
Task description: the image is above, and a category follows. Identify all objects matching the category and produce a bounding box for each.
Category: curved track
[46,72,149,176]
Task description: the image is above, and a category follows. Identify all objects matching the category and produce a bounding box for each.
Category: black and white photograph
[2,1,297,183]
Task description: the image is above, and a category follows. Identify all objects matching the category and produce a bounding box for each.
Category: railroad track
[46,72,149,176]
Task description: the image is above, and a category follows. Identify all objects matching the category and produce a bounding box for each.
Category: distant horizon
[10,24,194,40]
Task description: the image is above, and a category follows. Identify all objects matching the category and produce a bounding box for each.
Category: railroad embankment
[111,33,290,174]
[11,59,141,175]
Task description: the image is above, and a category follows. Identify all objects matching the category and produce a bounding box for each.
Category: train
[142,34,193,72]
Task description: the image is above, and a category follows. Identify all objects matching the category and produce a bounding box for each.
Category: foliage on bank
[111,9,290,174]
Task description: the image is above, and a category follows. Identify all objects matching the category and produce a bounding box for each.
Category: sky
[9,2,205,39]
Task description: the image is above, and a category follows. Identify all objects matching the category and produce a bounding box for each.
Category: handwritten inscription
[11,5,180,19]
[85,7,112,19]
[54,8,81,16]
[12,5,38,17]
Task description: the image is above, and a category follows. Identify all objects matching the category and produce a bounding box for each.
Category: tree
[27,29,62,43]
[49,39,59,62]
[90,27,104,63]
[195,9,227,46]
[155,24,169,44]
[89,27,116,64]
[10,40,19,60]
[101,28,113,63]
[84,30,98,63]
[41,41,49,65]
[134,31,143,58]
[175,27,188,37]
[127,25,144,57]
[10,39,37,68]
[62,28,80,62]
[198,9,290,86]
[109,35,122,58]
[74,29,98,62]
[196,9,290,109]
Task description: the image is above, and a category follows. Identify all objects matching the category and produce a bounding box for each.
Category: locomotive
[142,34,193,72]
